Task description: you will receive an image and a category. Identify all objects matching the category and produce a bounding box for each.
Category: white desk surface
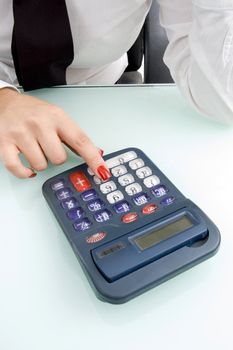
[0,85,233,350]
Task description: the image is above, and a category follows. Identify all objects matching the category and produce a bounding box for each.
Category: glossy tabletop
[0,85,233,350]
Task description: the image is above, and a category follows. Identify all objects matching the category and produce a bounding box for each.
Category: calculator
[42,148,221,304]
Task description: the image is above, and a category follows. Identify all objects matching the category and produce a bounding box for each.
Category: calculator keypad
[50,150,177,236]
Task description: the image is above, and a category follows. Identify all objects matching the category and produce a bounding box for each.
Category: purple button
[51,179,65,191]
[73,218,92,232]
[61,197,78,210]
[67,207,84,220]
[133,192,150,206]
[81,189,98,202]
[88,199,105,212]
[114,200,131,214]
[94,210,112,223]
[160,196,175,206]
[151,185,168,198]
[56,187,73,200]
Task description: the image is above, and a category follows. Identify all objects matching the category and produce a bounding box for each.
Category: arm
[157,0,233,123]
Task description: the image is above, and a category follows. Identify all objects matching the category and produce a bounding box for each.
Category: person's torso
[0,0,152,85]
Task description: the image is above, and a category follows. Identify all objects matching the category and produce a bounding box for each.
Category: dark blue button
[133,192,150,206]
[67,207,84,220]
[56,187,73,200]
[81,189,98,202]
[160,196,175,206]
[151,185,168,198]
[73,218,92,232]
[114,200,131,214]
[61,197,78,210]
[88,199,105,212]
[94,210,112,223]
[51,179,65,191]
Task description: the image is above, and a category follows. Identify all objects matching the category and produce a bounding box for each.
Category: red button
[142,204,158,215]
[86,232,107,244]
[69,171,91,192]
[122,212,138,224]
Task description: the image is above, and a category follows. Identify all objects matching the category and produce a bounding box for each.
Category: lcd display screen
[134,215,193,251]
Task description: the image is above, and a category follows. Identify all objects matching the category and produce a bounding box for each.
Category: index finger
[58,122,111,181]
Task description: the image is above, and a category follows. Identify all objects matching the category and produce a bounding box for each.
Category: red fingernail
[29,173,37,178]
[99,149,104,156]
[97,165,111,181]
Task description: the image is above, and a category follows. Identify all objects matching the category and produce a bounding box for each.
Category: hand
[0,88,111,180]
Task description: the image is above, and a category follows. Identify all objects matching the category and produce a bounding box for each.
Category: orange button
[69,171,91,192]
[122,212,138,224]
[142,204,158,215]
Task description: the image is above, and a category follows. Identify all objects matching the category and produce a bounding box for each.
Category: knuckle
[52,153,67,165]
[76,132,91,147]
[50,105,64,117]
[33,162,47,171]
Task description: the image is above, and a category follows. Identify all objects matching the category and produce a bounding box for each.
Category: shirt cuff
[0,80,20,92]
[193,0,233,9]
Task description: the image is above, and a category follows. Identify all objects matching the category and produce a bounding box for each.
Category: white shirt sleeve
[158,0,233,123]
[0,80,19,91]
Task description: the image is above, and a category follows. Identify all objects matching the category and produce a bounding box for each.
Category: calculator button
[73,218,92,232]
[129,158,145,170]
[94,210,112,223]
[67,207,84,220]
[106,157,121,169]
[56,188,73,200]
[87,167,94,176]
[100,181,117,194]
[142,204,158,215]
[105,151,137,168]
[136,166,152,179]
[93,176,102,185]
[120,151,137,163]
[111,165,127,177]
[69,171,91,192]
[143,175,160,188]
[87,199,105,212]
[133,192,150,206]
[125,183,142,196]
[122,212,138,224]
[106,190,124,204]
[113,200,131,214]
[81,189,98,202]
[61,197,78,210]
[118,174,135,186]
[51,179,65,191]
[151,185,168,198]
[86,232,107,244]
[160,196,175,206]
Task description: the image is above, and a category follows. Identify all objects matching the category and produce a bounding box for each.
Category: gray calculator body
[42,148,221,303]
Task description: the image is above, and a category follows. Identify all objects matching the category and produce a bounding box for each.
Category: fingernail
[97,165,111,181]
[99,149,104,157]
[29,173,37,178]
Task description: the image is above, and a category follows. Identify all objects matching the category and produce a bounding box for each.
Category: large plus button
[69,171,92,192]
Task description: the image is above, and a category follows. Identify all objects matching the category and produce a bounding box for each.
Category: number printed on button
[107,190,124,204]
[125,183,142,196]
[143,175,160,188]
[111,165,127,177]
[100,181,117,194]
[136,166,152,179]
[118,174,135,186]
[129,158,145,170]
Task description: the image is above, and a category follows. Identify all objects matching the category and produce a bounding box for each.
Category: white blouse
[1,0,233,123]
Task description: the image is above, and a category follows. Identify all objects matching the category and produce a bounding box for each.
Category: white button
[125,183,142,196]
[87,167,94,176]
[118,174,135,186]
[143,175,160,188]
[120,151,137,163]
[106,151,137,168]
[136,166,152,179]
[111,165,127,177]
[100,181,117,194]
[93,176,102,185]
[107,190,124,204]
[129,158,145,170]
